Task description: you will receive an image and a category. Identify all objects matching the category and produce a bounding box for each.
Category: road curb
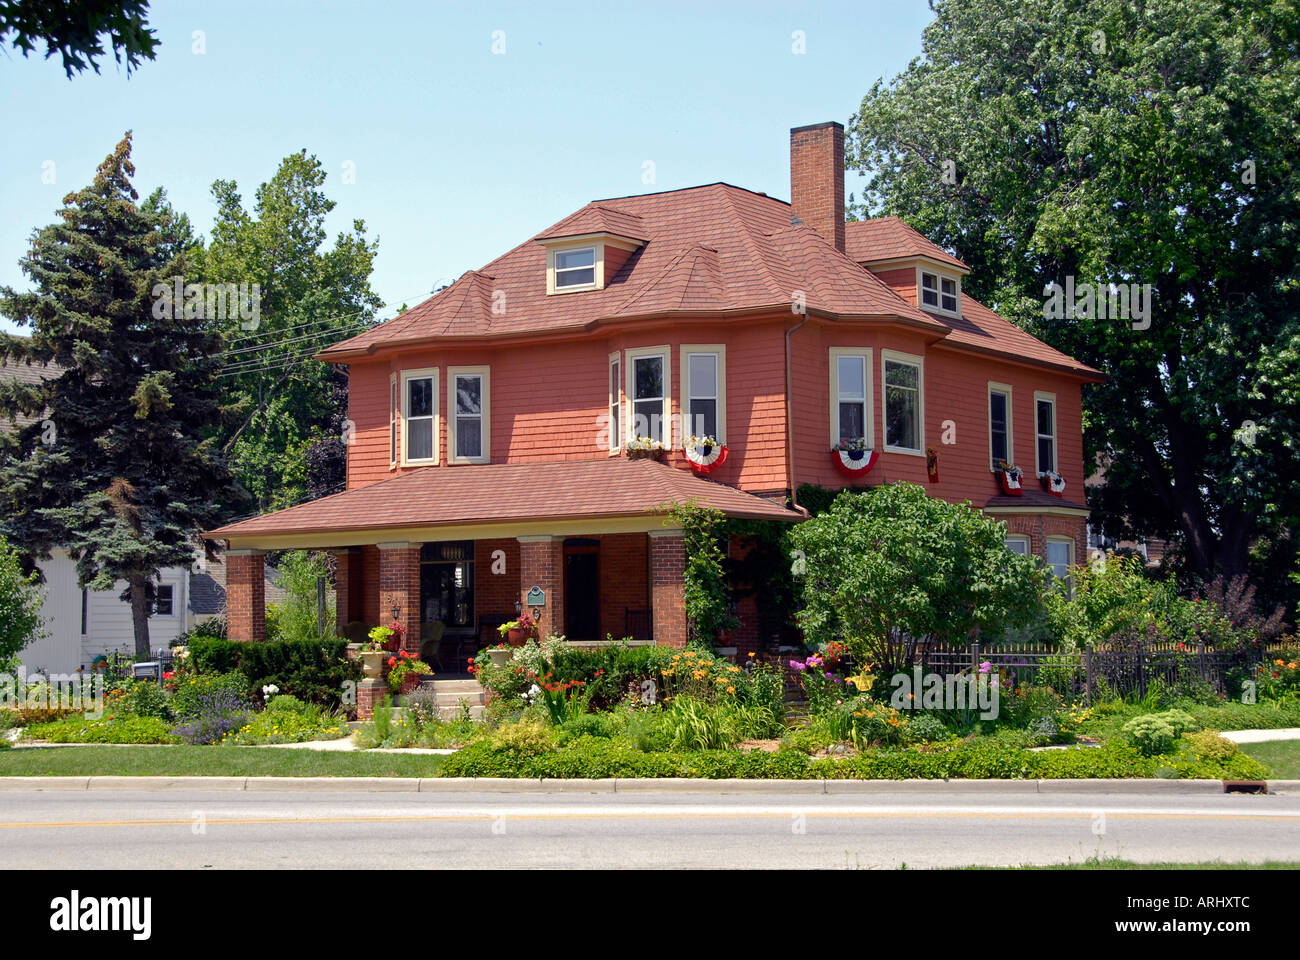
[0,775,1284,794]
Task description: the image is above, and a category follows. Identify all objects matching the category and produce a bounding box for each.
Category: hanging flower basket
[1042,470,1067,497]
[831,440,879,479]
[995,462,1025,496]
[684,436,728,473]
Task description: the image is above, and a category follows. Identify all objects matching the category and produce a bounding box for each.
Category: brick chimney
[789,121,845,253]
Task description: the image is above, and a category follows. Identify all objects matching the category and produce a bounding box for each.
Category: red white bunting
[831,448,879,478]
[685,443,728,473]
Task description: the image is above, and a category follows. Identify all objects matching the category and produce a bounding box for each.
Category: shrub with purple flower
[170,688,250,745]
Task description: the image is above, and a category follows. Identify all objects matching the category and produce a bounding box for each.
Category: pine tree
[0,132,242,659]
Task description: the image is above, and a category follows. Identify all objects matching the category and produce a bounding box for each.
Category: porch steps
[409,678,487,720]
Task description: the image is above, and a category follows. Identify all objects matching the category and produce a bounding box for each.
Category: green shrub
[548,641,672,708]
[817,697,909,748]
[223,707,349,745]
[664,697,733,750]
[185,636,360,709]
[1121,708,1199,756]
[109,679,171,720]
[486,720,555,757]
[170,672,248,720]
[265,694,309,714]
[27,715,177,744]
[905,713,950,743]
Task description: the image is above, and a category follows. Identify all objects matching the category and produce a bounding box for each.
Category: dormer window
[554,247,597,290]
[919,269,960,316]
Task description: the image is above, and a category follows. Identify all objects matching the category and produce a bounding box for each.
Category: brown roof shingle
[845,217,969,271]
[206,457,798,541]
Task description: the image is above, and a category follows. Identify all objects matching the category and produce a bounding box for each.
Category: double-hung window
[829,349,872,447]
[402,368,438,465]
[153,584,174,617]
[1046,538,1073,582]
[988,383,1012,469]
[1035,392,1057,475]
[448,367,489,464]
[882,351,924,454]
[627,347,669,445]
[554,246,596,290]
[680,345,725,442]
[1005,536,1030,558]
[608,354,621,451]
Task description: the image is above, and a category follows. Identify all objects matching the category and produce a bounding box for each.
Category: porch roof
[205,457,799,547]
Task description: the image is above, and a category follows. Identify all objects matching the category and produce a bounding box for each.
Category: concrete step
[427,679,486,694]
[436,704,486,721]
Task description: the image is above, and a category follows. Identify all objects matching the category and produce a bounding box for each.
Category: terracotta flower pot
[507,628,527,647]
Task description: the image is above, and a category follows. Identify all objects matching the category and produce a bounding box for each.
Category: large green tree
[0,0,157,76]
[0,133,240,658]
[199,152,381,511]
[846,0,1300,600]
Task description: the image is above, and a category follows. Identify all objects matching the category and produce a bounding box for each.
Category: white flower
[262,684,279,698]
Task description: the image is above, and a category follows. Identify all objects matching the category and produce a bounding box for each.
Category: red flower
[387,656,396,667]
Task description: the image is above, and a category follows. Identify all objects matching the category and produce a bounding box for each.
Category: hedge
[439,735,1271,781]
[184,637,361,709]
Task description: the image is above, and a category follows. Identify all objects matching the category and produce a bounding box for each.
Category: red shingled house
[206,122,1100,680]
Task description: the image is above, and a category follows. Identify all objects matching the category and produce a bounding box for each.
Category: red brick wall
[378,544,421,654]
[999,514,1088,565]
[361,544,380,626]
[650,532,687,648]
[475,538,520,619]
[333,548,362,630]
[518,537,564,641]
[790,122,845,252]
[226,551,265,642]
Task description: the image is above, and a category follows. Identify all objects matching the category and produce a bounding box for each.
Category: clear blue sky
[0,0,934,333]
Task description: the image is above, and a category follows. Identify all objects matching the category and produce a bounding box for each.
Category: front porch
[204,458,800,714]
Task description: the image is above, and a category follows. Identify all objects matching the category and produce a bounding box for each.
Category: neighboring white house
[19,550,197,674]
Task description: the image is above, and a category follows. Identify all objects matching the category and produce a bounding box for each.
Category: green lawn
[1240,739,1300,779]
[0,745,445,778]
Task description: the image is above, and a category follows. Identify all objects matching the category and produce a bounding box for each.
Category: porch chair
[420,621,447,671]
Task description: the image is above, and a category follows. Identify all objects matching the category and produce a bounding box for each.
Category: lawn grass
[0,745,445,778]
[1239,739,1300,778]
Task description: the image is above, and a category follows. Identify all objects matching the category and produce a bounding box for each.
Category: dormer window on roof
[920,269,960,316]
[554,246,597,289]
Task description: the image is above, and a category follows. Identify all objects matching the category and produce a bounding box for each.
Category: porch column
[226,549,265,642]
[378,542,422,655]
[333,547,360,634]
[649,530,688,648]
[517,536,564,640]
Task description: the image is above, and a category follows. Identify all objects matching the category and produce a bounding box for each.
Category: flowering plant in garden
[498,611,537,638]
[788,653,844,714]
[386,651,434,694]
[364,624,403,652]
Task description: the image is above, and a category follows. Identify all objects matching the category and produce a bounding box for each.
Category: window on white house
[554,247,596,288]
[941,276,959,312]
[836,354,868,442]
[1006,536,1030,557]
[632,354,666,443]
[685,352,719,439]
[452,373,484,460]
[1036,396,1057,474]
[883,355,922,452]
[1046,539,1073,581]
[154,584,174,617]
[405,373,436,462]
[609,357,621,450]
[989,386,1011,468]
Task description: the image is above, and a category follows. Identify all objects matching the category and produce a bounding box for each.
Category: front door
[564,540,599,641]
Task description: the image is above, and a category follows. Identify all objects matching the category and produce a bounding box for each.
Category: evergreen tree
[0,133,241,658]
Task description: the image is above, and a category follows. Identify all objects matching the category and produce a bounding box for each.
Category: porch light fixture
[391,603,401,621]
[515,600,523,616]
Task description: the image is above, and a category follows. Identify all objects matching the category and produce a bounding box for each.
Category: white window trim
[1005,535,1031,557]
[400,367,440,467]
[625,345,671,448]
[608,352,622,454]
[916,266,962,318]
[1034,390,1058,477]
[546,241,602,294]
[679,344,726,444]
[447,366,490,465]
[389,372,398,470]
[881,349,925,456]
[153,581,178,619]
[1045,536,1075,584]
[988,381,1014,472]
[828,347,875,450]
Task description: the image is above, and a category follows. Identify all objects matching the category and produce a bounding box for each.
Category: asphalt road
[1,787,1298,868]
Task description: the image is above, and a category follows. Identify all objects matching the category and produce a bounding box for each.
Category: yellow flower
[726,686,735,694]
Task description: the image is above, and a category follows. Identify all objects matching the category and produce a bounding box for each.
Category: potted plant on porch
[498,611,537,647]
[360,625,400,678]
[386,651,434,696]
